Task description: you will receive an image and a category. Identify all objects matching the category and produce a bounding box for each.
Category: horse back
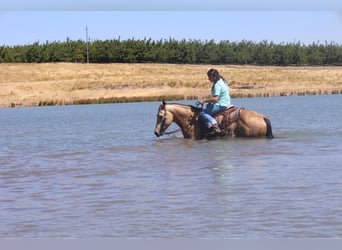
[214,106,243,128]
[215,107,272,137]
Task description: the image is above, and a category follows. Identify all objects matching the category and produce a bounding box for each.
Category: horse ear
[162,100,166,106]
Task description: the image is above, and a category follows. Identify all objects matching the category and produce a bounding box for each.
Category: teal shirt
[211,78,231,107]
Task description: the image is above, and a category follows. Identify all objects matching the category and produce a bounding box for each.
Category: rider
[199,68,231,137]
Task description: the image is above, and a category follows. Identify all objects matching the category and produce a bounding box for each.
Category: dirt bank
[0,63,341,107]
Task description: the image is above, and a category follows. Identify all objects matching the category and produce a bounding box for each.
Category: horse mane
[166,102,202,113]
[190,105,202,113]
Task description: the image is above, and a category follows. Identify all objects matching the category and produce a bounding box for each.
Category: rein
[163,128,182,135]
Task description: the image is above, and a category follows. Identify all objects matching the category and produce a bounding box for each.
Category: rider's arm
[200,95,219,104]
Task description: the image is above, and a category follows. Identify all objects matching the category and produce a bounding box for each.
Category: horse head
[154,100,174,137]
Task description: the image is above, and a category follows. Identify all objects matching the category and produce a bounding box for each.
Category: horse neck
[168,104,196,138]
[168,104,193,125]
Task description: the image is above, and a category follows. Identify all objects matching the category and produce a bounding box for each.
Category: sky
[1,0,342,46]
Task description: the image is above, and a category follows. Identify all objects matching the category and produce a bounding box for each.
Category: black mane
[166,102,202,113]
[190,105,202,112]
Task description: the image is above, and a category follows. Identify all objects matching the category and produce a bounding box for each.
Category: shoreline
[1,63,341,108]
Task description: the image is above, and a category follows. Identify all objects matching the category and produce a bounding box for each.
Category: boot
[207,124,225,139]
[211,124,221,134]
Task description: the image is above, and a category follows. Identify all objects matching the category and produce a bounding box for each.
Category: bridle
[158,114,167,136]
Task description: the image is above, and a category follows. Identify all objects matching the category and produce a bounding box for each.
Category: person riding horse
[199,68,231,137]
[154,101,273,140]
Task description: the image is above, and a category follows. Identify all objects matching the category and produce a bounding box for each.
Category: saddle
[213,105,243,130]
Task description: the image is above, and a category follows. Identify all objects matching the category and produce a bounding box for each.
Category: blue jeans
[199,103,227,128]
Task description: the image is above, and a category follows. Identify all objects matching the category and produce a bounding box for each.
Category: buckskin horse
[154,101,273,140]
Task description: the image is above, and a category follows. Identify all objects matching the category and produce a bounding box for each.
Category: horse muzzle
[154,130,163,137]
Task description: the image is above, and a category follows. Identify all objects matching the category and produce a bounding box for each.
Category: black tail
[264,117,274,138]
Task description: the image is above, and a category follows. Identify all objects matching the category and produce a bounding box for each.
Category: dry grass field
[0,63,341,107]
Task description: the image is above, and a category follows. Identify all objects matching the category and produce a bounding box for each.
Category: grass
[0,63,341,107]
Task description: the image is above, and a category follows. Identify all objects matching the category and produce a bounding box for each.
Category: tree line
[0,38,341,66]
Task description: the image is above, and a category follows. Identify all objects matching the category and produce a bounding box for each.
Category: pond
[0,94,341,238]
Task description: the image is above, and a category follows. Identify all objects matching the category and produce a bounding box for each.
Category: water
[0,95,341,238]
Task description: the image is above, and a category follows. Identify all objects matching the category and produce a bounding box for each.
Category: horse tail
[263,117,274,138]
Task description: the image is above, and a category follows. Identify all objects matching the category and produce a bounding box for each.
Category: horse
[154,100,273,140]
